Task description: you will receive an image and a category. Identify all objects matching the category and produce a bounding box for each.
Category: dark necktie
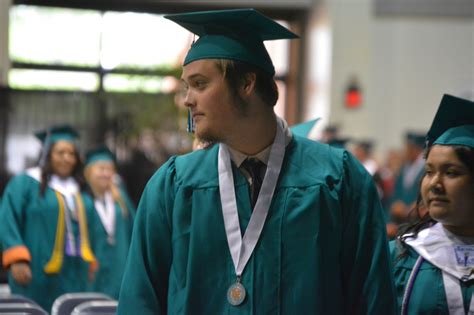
[241,158,264,209]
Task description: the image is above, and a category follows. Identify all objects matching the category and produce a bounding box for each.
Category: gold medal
[227,279,246,306]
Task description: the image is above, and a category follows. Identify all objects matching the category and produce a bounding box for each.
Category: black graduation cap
[405,131,426,148]
[355,140,374,153]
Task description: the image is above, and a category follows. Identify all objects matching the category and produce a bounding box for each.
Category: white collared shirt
[227,118,293,185]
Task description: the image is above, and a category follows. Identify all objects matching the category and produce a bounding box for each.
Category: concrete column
[0,0,12,87]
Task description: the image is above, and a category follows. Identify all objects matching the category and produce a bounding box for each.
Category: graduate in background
[117,8,395,314]
[387,131,426,237]
[391,94,474,314]
[84,145,135,299]
[353,140,378,176]
[0,125,97,311]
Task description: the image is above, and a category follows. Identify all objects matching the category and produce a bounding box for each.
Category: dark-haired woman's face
[50,140,77,178]
[421,145,474,231]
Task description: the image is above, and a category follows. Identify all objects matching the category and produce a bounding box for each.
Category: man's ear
[240,72,257,97]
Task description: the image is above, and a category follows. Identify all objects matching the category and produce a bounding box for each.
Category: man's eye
[195,81,207,88]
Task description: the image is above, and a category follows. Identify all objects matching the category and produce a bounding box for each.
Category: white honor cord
[442,271,474,315]
[219,121,285,277]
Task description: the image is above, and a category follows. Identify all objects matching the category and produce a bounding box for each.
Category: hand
[11,262,32,286]
[87,268,95,283]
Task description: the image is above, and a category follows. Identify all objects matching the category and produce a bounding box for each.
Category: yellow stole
[44,191,96,274]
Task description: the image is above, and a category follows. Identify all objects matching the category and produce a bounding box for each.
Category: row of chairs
[0,292,117,315]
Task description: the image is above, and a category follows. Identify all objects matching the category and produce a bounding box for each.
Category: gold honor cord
[44,191,66,274]
[75,193,96,265]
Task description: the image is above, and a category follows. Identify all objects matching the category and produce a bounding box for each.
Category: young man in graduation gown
[118,9,396,315]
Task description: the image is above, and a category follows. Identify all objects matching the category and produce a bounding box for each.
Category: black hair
[395,144,474,259]
[40,142,86,196]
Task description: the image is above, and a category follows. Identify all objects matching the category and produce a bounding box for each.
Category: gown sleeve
[339,151,397,314]
[117,158,177,315]
[0,175,32,268]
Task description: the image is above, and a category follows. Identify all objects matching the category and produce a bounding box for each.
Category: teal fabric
[389,164,424,212]
[164,9,298,76]
[434,125,474,149]
[85,153,114,166]
[89,189,135,299]
[0,174,97,312]
[290,118,320,138]
[35,125,79,145]
[390,240,474,314]
[117,136,396,314]
[427,94,474,147]
[85,145,115,166]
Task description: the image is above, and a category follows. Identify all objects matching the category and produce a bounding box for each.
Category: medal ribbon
[218,120,285,277]
[94,191,116,241]
[442,271,474,315]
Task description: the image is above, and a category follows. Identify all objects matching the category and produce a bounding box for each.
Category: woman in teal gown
[0,125,98,312]
[84,146,135,299]
[391,94,474,314]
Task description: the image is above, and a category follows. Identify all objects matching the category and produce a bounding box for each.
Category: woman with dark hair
[0,125,97,312]
[391,95,474,314]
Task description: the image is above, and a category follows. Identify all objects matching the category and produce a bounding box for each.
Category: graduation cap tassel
[38,131,52,168]
[187,109,195,133]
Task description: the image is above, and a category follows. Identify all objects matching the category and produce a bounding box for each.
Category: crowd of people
[0,7,473,315]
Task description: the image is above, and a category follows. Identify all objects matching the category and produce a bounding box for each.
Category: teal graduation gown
[0,173,97,312]
[390,241,474,314]
[90,188,135,299]
[391,164,424,207]
[117,136,396,314]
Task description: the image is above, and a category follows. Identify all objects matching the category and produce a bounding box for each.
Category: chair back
[51,292,112,315]
[0,302,48,314]
[71,300,118,315]
[0,293,40,306]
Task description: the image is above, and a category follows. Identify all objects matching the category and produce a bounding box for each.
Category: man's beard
[195,95,249,145]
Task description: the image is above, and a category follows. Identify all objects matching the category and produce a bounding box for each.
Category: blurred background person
[84,145,135,299]
[0,168,12,287]
[391,94,474,314]
[387,131,426,238]
[0,125,97,312]
[353,140,378,176]
[320,124,340,144]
